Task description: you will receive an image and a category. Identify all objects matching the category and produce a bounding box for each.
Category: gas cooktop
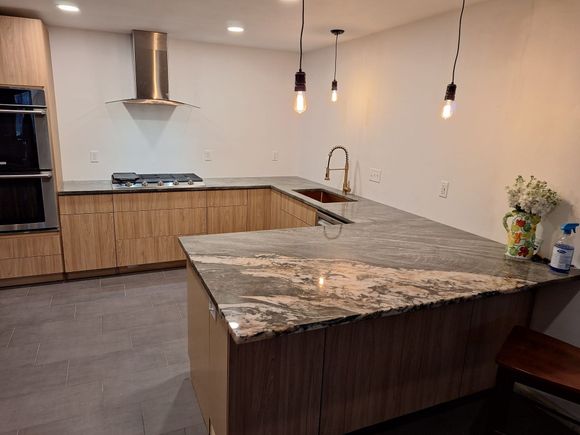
[111,172,205,189]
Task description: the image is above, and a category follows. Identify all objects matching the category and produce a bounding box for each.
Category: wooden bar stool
[489,326,580,434]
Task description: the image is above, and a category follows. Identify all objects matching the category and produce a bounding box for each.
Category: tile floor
[0,268,205,435]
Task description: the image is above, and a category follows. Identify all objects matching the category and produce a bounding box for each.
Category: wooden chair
[489,326,580,434]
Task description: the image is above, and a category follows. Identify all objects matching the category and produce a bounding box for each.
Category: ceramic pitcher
[503,210,541,260]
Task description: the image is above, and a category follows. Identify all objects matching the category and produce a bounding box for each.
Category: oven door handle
[0,171,52,179]
[0,108,46,115]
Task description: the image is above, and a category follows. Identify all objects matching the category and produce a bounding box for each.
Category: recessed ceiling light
[227,26,244,33]
[57,4,80,13]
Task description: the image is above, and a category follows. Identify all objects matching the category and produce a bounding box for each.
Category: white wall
[299,0,580,265]
[49,27,299,180]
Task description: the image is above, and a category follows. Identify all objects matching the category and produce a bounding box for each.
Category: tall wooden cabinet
[0,15,63,188]
[0,16,64,285]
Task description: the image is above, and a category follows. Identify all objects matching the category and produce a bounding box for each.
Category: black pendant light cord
[333,33,338,81]
[299,0,305,71]
[450,0,466,84]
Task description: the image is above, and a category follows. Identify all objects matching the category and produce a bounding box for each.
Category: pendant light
[293,0,307,114]
[330,29,344,103]
[441,0,466,120]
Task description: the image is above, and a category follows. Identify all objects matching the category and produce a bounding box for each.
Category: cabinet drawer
[0,255,63,279]
[116,236,186,266]
[113,191,207,212]
[0,232,61,260]
[208,206,248,234]
[115,208,207,240]
[281,196,316,226]
[61,213,117,272]
[207,190,248,207]
[59,195,113,214]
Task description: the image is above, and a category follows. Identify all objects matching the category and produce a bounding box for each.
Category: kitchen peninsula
[178,178,579,435]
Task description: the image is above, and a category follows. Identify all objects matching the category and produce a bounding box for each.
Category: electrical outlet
[369,168,382,183]
[89,150,99,163]
[272,151,279,161]
[203,149,212,161]
[439,180,450,198]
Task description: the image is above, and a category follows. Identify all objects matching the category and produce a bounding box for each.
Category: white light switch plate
[272,151,279,161]
[89,150,99,163]
[439,180,450,198]
[203,149,212,161]
[369,168,382,183]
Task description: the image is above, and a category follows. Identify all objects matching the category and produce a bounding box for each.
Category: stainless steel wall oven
[0,86,58,232]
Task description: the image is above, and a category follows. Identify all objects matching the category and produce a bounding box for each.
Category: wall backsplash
[49,27,300,181]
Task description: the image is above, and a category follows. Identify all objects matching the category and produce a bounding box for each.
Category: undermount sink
[294,189,356,203]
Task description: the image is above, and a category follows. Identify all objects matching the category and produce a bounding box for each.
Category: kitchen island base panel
[187,264,534,435]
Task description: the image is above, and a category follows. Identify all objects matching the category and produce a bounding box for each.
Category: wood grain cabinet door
[207,190,248,234]
[59,195,117,272]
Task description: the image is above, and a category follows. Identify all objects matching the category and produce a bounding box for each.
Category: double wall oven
[0,86,58,233]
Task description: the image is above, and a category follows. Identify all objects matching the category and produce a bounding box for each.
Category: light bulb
[441,99,455,120]
[331,89,338,103]
[294,91,307,114]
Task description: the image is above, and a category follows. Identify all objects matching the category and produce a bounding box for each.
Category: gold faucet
[325,146,351,195]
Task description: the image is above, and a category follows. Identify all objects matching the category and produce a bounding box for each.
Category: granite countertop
[172,177,578,344]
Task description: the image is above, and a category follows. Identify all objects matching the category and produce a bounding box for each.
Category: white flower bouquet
[506,175,560,217]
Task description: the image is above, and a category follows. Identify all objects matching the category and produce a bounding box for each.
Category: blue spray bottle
[549,223,579,273]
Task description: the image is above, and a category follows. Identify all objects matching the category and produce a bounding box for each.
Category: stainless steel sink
[293,189,356,203]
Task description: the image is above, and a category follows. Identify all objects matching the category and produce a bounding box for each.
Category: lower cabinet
[271,190,316,229]
[52,188,317,274]
[0,232,63,280]
[59,195,117,273]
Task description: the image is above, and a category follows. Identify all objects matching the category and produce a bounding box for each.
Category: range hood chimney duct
[107,30,198,107]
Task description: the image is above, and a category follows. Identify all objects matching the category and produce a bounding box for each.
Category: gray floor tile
[130,319,187,348]
[163,268,186,281]
[10,317,101,346]
[0,430,18,435]
[51,284,126,306]
[0,342,39,368]
[0,360,68,399]
[18,403,144,435]
[141,383,202,435]
[149,286,187,307]
[0,328,14,346]
[157,338,189,367]
[0,286,29,298]
[101,271,167,288]
[75,295,153,318]
[160,425,207,435]
[0,292,52,308]
[0,381,104,432]
[28,279,101,296]
[102,304,181,334]
[36,330,132,365]
[103,364,190,408]
[67,347,166,386]
[0,303,75,329]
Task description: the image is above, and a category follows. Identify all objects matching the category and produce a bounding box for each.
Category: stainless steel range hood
[107,30,199,107]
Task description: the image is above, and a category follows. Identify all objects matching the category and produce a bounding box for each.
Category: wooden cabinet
[271,190,316,229]
[187,262,229,435]
[207,190,248,234]
[0,15,63,189]
[247,189,271,231]
[114,191,207,267]
[59,195,117,273]
[0,232,63,280]
[53,187,318,274]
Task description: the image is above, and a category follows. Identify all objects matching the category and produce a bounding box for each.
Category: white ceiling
[0,0,487,52]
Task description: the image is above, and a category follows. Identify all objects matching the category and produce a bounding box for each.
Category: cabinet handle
[0,171,52,179]
[0,108,46,115]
